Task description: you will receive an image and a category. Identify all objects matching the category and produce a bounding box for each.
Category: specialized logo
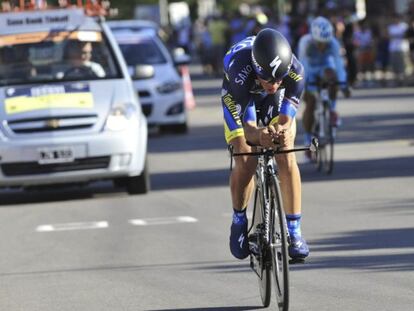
[270,55,282,78]
[238,234,245,249]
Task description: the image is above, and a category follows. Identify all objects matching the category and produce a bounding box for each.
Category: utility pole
[159,0,168,27]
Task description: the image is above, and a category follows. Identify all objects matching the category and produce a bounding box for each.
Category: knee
[234,156,257,175]
[275,153,296,173]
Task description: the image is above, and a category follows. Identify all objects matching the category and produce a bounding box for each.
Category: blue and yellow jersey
[222,36,305,120]
[220,35,305,143]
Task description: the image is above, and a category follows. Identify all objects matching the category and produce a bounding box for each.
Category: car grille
[6,114,98,134]
[141,104,152,117]
[1,156,110,176]
[138,90,151,98]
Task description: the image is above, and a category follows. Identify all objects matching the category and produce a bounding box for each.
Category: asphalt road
[0,65,413,311]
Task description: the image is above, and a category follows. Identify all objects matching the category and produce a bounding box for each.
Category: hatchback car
[110,27,189,133]
[0,8,149,194]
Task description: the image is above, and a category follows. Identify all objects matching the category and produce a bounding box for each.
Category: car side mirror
[134,65,155,79]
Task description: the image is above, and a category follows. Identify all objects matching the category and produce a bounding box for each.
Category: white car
[107,19,159,35]
[0,8,149,194]
[110,27,189,133]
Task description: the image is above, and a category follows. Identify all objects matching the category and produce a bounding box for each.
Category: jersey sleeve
[279,55,305,118]
[223,51,254,113]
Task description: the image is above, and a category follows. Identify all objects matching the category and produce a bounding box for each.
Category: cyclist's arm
[331,38,347,84]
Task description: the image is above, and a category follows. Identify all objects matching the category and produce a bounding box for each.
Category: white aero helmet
[311,16,333,43]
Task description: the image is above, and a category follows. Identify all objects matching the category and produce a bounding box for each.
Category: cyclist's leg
[261,94,309,259]
[321,66,341,126]
[302,91,316,145]
[222,91,257,259]
[302,67,319,162]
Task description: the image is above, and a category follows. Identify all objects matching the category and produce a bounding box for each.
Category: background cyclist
[297,16,350,162]
[222,28,309,261]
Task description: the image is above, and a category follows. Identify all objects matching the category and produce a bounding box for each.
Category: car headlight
[156,80,182,94]
[105,103,138,131]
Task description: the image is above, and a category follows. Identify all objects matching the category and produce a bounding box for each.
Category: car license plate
[38,146,74,164]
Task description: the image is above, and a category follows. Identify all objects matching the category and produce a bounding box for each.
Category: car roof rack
[0,0,116,17]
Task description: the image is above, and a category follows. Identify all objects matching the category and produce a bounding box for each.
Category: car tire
[113,159,150,195]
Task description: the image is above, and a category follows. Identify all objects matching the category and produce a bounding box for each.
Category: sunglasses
[258,70,289,84]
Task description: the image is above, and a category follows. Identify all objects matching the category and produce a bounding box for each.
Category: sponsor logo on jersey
[223,93,242,126]
[288,71,303,82]
[235,65,253,85]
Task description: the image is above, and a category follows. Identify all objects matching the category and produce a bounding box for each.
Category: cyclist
[222,28,309,261]
[297,16,350,162]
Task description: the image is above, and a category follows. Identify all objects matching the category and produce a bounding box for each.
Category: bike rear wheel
[269,175,289,311]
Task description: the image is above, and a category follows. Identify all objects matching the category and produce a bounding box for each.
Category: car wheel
[113,159,150,195]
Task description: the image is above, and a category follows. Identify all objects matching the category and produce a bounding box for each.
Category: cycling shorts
[221,90,283,144]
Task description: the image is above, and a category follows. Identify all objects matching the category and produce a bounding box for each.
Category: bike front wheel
[269,175,289,311]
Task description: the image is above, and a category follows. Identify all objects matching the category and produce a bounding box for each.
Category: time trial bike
[230,138,318,310]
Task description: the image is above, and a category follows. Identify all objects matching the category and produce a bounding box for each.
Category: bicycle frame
[231,141,317,310]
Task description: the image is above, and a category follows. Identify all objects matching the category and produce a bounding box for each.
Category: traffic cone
[180,65,196,110]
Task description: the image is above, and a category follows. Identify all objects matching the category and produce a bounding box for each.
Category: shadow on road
[146,307,263,311]
[291,227,414,272]
[150,112,414,155]
[0,181,124,206]
[151,168,228,191]
[337,112,414,144]
[148,124,226,153]
[300,155,414,182]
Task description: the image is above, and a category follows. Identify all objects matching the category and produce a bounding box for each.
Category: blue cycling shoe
[229,221,250,259]
[288,235,309,260]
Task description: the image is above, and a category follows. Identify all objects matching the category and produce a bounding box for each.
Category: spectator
[342,10,358,87]
[207,14,228,76]
[387,14,412,85]
[405,18,414,68]
[354,19,376,87]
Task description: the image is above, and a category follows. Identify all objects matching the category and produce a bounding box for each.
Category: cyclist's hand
[274,125,293,149]
[341,86,351,98]
[259,126,278,148]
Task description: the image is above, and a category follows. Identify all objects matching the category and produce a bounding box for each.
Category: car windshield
[118,39,167,65]
[0,30,122,86]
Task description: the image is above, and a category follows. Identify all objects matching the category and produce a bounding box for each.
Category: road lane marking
[36,221,108,232]
[129,216,198,226]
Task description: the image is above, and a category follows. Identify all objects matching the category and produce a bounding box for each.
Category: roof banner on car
[0,30,102,46]
[0,9,86,35]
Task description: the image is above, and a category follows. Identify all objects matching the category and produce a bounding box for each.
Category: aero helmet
[311,16,334,43]
[252,28,292,82]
